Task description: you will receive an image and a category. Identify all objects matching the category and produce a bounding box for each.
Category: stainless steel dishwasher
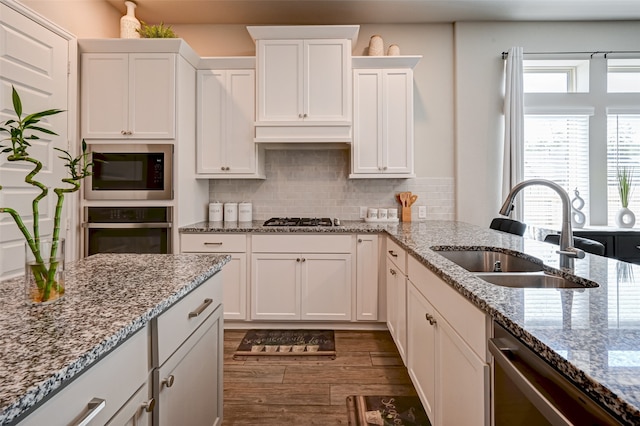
[489,322,623,425]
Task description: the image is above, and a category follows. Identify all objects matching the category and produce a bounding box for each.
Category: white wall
[455,21,640,227]
[22,0,121,37]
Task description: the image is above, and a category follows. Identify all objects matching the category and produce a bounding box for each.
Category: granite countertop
[0,253,230,425]
[181,219,640,424]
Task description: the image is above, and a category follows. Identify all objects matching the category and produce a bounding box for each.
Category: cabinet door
[257,39,303,121]
[155,305,223,426]
[225,70,257,174]
[352,70,383,174]
[386,256,407,362]
[81,53,129,139]
[356,234,379,320]
[383,69,413,174]
[301,253,352,320]
[251,253,300,320]
[437,313,489,426]
[129,53,176,139]
[407,283,436,424]
[197,69,226,173]
[304,39,350,121]
[223,253,247,320]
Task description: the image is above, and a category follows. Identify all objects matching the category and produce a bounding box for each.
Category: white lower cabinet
[386,238,408,364]
[180,234,248,320]
[251,234,353,321]
[154,305,223,426]
[152,273,224,426]
[355,234,379,320]
[20,326,150,426]
[407,256,489,426]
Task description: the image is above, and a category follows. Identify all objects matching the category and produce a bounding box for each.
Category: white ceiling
[106,0,640,25]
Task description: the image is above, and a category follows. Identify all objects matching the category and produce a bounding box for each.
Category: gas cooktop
[263,217,334,227]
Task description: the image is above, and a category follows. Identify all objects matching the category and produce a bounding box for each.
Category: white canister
[388,208,398,219]
[379,208,388,220]
[367,208,378,219]
[238,202,253,222]
[209,202,223,222]
[224,202,238,222]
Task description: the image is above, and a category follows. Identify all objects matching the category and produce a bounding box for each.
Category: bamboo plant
[0,86,94,302]
[617,166,634,208]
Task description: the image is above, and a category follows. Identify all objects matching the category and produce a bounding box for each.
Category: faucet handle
[557,247,586,259]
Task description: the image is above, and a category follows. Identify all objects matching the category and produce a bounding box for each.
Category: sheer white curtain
[502,46,525,219]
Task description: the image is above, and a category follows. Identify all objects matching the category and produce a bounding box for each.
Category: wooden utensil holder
[402,206,411,222]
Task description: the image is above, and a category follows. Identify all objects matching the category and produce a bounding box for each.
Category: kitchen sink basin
[434,249,544,273]
[475,272,599,289]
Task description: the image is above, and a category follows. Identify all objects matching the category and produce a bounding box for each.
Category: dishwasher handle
[488,337,573,426]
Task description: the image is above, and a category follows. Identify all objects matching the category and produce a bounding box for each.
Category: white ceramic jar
[224,202,238,222]
[238,202,253,222]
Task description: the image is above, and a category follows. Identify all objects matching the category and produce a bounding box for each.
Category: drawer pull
[390,268,397,276]
[204,242,223,246]
[388,250,398,257]
[141,397,156,413]
[74,397,106,426]
[163,375,175,388]
[188,298,213,318]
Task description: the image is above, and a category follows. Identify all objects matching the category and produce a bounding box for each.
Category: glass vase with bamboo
[0,87,94,303]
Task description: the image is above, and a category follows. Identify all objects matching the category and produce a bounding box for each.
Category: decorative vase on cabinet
[120,1,141,39]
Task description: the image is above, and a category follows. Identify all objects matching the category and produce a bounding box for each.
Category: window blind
[607,114,640,224]
[522,115,590,228]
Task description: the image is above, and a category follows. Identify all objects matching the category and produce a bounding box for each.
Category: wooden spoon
[409,194,418,206]
[399,192,408,207]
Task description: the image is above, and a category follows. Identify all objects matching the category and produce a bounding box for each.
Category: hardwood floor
[222,329,418,425]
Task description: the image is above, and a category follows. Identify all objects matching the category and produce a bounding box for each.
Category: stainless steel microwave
[85,144,173,200]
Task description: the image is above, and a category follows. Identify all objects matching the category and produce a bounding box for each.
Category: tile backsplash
[209,149,454,221]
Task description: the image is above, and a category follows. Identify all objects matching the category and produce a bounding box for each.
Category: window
[519,56,640,228]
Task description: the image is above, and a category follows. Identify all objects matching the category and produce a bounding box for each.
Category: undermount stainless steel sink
[434,249,544,273]
[475,272,599,289]
[433,247,600,289]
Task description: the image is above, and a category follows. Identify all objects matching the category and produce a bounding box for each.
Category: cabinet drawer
[386,237,407,274]
[153,273,223,366]
[252,234,352,253]
[21,327,149,426]
[408,255,488,361]
[181,233,247,253]
[615,234,640,261]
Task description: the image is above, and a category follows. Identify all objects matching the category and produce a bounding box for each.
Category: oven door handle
[488,337,573,426]
[82,222,172,229]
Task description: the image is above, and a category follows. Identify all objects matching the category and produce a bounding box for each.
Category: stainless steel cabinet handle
[303,113,308,118]
[83,222,172,229]
[74,397,106,426]
[204,242,223,246]
[121,130,127,135]
[188,298,213,318]
[425,313,437,325]
[297,258,301,262]
[298,113,303,118]
[162,375,175,388]
[302,258,306,262]
[388,250,398,257]
[358,238,363,243]
[141,397,156,413]
[383,166,388,170]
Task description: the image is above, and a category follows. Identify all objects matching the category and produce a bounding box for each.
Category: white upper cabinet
[248,25,359,143]
[350,56,420,178]
[81,52,176,139]
[196,61,264,178]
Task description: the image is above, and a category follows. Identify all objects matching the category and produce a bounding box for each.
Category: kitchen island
[0,253,229,425]
[181,219,640,424]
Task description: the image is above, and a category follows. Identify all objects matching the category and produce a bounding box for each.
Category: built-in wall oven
[83,207,172,256]
[85,144,173,200]
[490,322,622,425]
